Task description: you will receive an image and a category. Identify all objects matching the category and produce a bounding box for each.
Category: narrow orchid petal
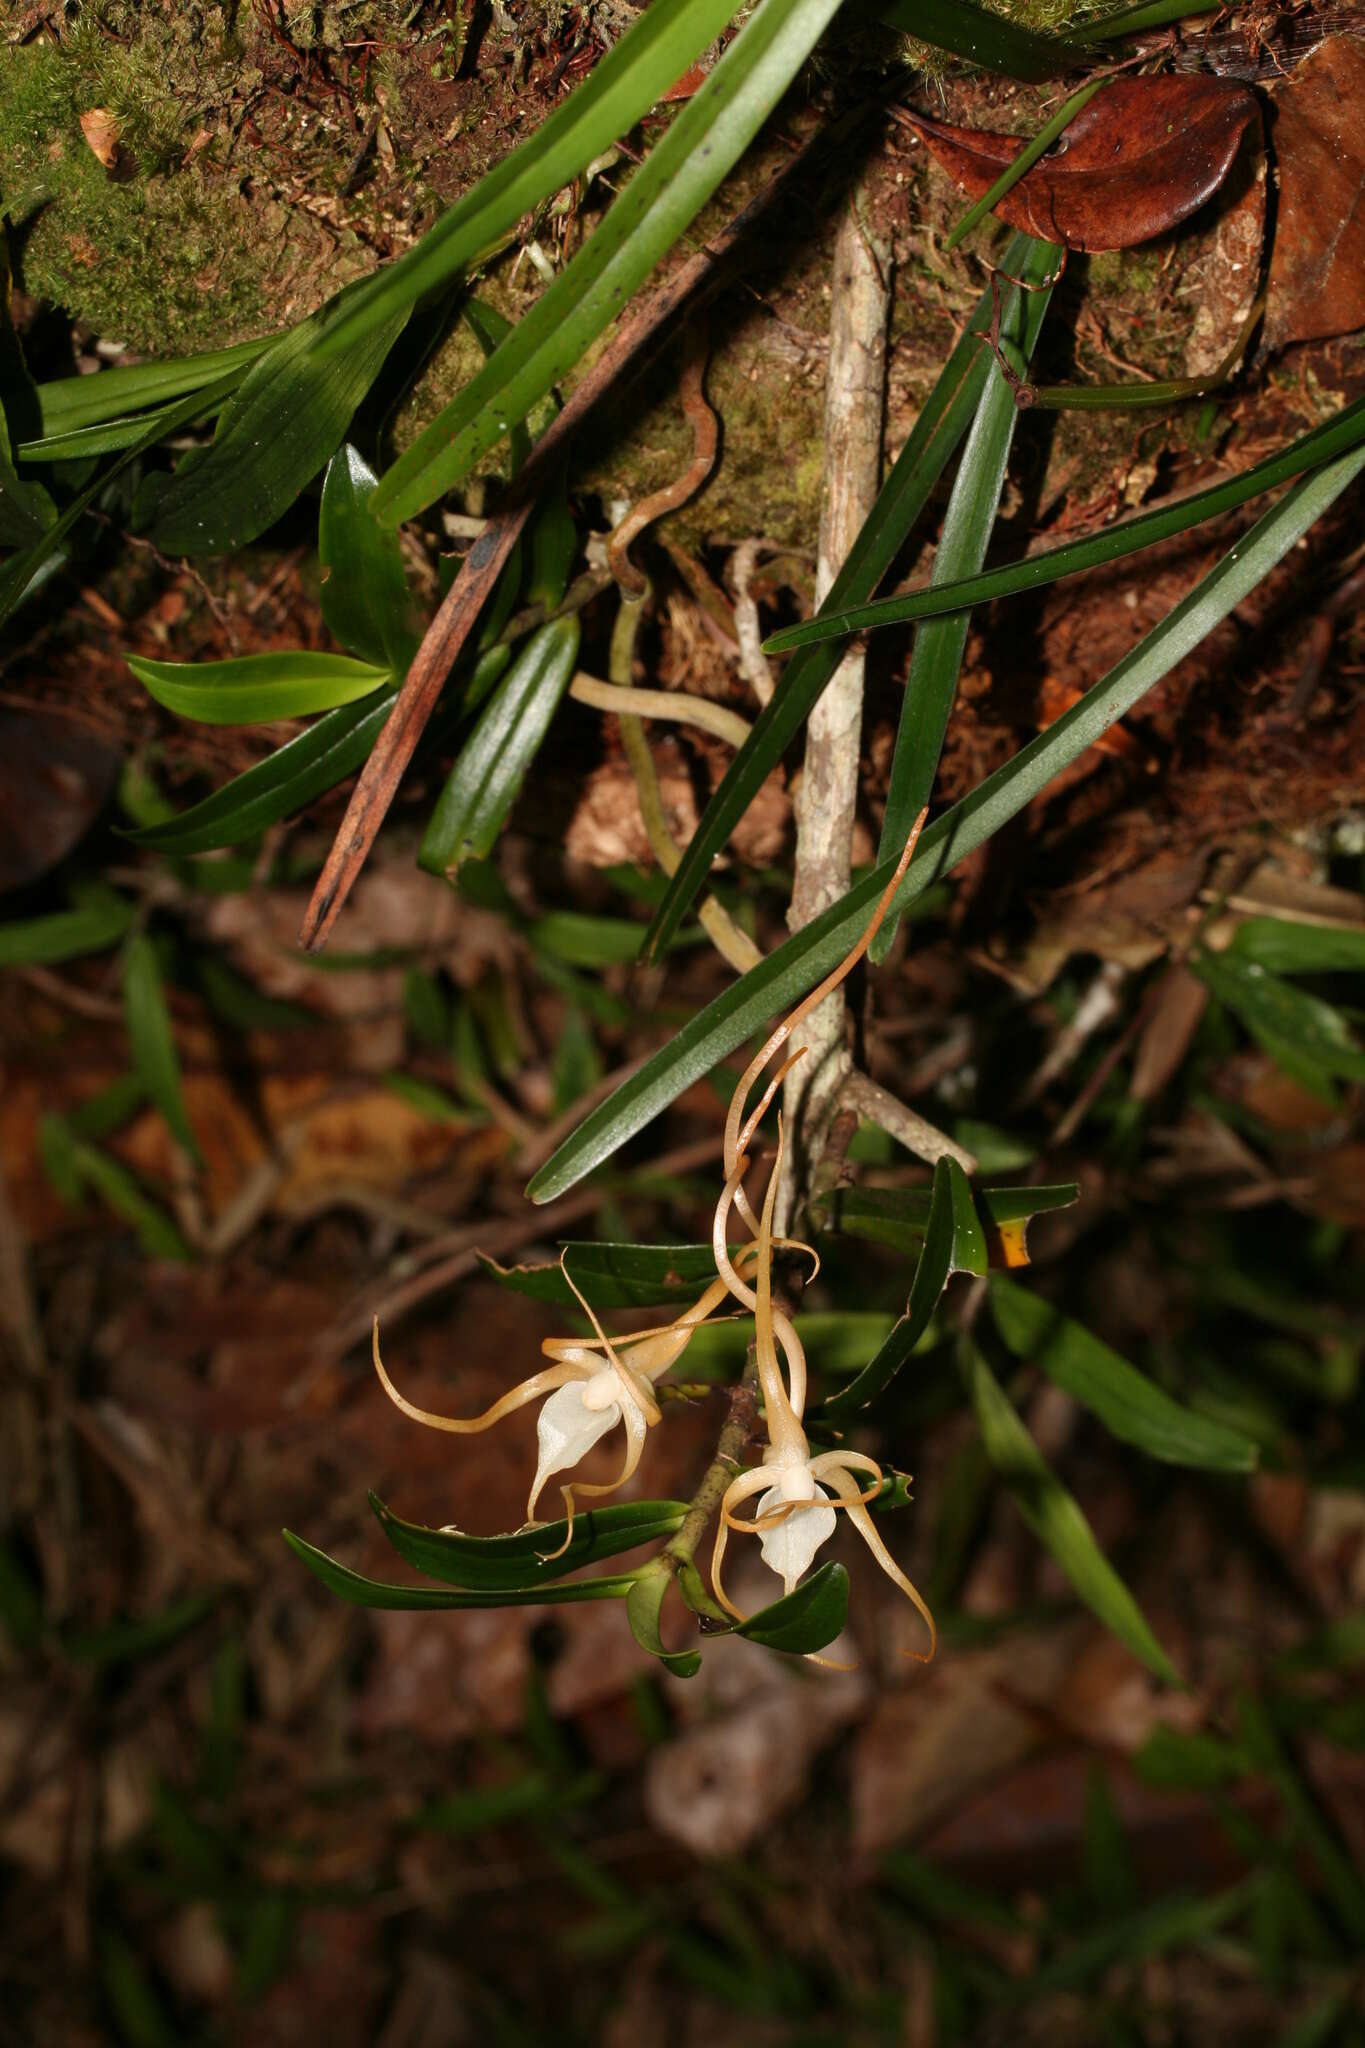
[527,1381,622,1521]
[755,1479,836,1595]
[373,1321,586,1433]
[808,1448,885,1508]
[822,1460,936,1663]
[710,1465,773,1620]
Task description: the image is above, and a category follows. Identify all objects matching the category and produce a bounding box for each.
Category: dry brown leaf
[903,77,1259,252]
[1266,36,1365,347]
[78,107,122,170]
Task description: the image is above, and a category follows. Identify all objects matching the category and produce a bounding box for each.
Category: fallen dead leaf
[78,107,122,170]
[1266,36,1365,348]
[903,77,1259,252]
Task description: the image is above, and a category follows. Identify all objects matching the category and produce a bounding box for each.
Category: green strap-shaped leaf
[418,614,581,877]
[962,1341,1179,1683]
[733,1561,850,1653]
[640,233,1042,961]
[481,1240,722,1309]
[318,445,420,673]
[1191,947,1365,1088]
[762,396,1365,653]
[127,650,391,726]
[0,366,245,629]
[314,0,745,369]
[817,1157,982,1418]
[626,1566,703,1678]
[820,1182,1078,1260]
[0,414,55,547]
[872,239,1056,960]
[124,687,398,856]
[876,0,1092,78]
[371,1493,688,1591]
[134,282,410,556]
[1229,918,1365,976]
[527,444,1365,1202]
[33,337,269,439]
[0,894,133,968]
[990,1275,1259,1472]
[122,934,201,1164]
[373,0,850,525]
[39,1114,190,1261]
[282,1531,638,1610]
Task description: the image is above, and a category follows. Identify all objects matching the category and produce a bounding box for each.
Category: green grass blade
[41,1115,190,1261]
[314,0,744,369]
[945,82,1104,250]
[122,934,200,1164]
[418,616,581,877]
[127,651,391,725]
[134,286,409,557]
[0,895,133,968]
[873,237,1056,959]
[124,688,399,856]
[876,0,1091,78]
[641,233,1042,961]
[373,0,849,527]
[990,1275,1259,1472]
[528,444,1365,1201]
[1075,0,1223,40]
[963,1341,1179,1683]
[1229,919,1365,975]
[1191,947,1365,1087]
[763,396,1365,652]
[17,404,193,464]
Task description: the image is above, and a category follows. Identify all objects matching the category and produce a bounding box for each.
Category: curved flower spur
[708,813,937,1659]
[371,1251,758,1545]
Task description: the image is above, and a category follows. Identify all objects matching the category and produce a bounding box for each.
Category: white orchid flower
[371,1256,752,1544]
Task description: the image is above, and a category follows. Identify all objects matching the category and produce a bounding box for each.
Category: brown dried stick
[298,134,828,954]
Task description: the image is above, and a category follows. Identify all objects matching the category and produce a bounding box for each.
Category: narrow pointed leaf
[127,651,391,726]
[817,1156,972,1418]
[314,0,744,368]
[0,894,133,968]
[1229,918,1365,975]
[963,1342,1179,1683]
[626,1568,702,1678]
[40,1116,190,1261]
[641,233,1044,960]
[33,338,269,439]
[874,238,1056,959]
[762,396,1365,652]
[819,1182,1078,1261]
[122,935,200,1164]
[418,615,580,877]
[481,1240,721,1309]
[283,1531,637,1609]
[529,446,1365,1202]
[371,1493,687,1590]
[374,0,849,526]
[733,1560,850,1653]
[135,281,409,556]
[124,688,398,855]
[990,1275,1259,1472]
[875,0,1090,78]
[318,445,419,672]
[1191,947,1365,1085]
[0,367,244,629]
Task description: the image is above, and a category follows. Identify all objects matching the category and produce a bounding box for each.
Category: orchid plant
[351,819,937,1663]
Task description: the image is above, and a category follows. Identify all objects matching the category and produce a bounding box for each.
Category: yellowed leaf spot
[79,108,122,170]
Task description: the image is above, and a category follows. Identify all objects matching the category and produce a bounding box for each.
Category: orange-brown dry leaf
[904,76,1258,252]
[78,107,122,169]
[1265,36,1365,347]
